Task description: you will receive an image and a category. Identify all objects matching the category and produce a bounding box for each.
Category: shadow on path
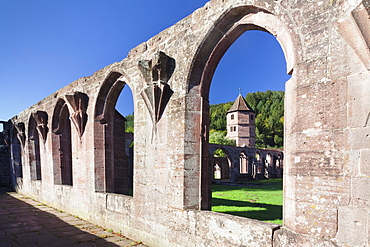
[0,188,145,247]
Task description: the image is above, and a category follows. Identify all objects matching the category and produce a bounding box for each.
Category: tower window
[231,114,234,120]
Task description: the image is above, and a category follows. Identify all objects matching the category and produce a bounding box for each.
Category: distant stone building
[212,95,283,181]
[226,94,256,147]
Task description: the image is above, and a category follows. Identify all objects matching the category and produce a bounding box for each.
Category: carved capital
[32,111,49,142]
[66,92,89,137]
[138,51,175,123]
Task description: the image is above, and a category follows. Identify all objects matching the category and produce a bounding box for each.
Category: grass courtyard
[211,178,283,225]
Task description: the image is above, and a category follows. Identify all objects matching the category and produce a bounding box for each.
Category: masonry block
[352,177,370,206]
[337,206,370,247]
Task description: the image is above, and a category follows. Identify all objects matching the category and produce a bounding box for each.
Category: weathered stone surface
[337,206,370,247]
[274,227,339,247]
[2,0,370,246]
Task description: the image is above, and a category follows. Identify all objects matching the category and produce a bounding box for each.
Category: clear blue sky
[0,0,290,124]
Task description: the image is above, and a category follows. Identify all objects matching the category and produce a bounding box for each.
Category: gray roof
[227,95,255,113]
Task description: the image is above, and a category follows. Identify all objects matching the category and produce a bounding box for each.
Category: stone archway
[210,147,232,180]
[185,5,299,210]
[28,114,41,181]
[94,71,133,195]
[52,98,73,186]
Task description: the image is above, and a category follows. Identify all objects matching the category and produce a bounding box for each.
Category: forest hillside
[124,90,284,148]
[210,90,284,148]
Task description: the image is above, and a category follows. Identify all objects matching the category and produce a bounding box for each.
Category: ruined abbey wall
[3,0,370,246]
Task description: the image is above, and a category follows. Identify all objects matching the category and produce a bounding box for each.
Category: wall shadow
[0,188,129,246]
[211,180,283,223]
[213,180,283,191]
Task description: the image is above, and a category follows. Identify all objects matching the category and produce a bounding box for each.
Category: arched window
[11,123,24,180]
[239,152,248,174]
[52,99,73,186]
[265,153,273,178]
[94,72,134,196]
[185,6,295,210]
[211,148,231,180]
[28,115,41,180]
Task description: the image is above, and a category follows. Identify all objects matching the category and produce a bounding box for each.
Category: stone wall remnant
[2,0,370,246]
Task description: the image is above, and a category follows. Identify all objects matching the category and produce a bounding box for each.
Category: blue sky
[0,0,290,125]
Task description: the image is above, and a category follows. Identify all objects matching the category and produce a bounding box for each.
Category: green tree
[209,130,236,146]
[209,102,233,131]
[209,90,284,148]
[125,114,134,132]
[245,90,284,148]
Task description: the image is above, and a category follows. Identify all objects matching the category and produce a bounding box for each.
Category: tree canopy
[123,90,284,148]
[246,90,284,148]
[125,114,134,133]
[209,129,236,146]
[209,90,284,148]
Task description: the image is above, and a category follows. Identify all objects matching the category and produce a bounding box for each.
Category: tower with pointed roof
[226,94,256,147]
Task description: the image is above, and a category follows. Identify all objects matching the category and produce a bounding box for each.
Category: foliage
[209,90,284,148]
[212,179,283,225]
[209,129,236,146]
[209,102,233,131]
[246,90,284,148]
[213,148,227,158]
[125,114,134,133]
[209,130,236,157]
[124,91,284,147]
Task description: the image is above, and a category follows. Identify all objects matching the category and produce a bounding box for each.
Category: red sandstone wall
[6,0,370,246]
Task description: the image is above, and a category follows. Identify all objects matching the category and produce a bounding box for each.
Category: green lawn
[211,179,283,225]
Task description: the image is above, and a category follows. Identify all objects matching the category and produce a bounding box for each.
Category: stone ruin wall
[3,0,370,246]
[209,143,284,181]
[0,132,10,187]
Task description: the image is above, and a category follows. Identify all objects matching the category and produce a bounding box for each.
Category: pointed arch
[9,121,25,189]
[265,153,273,178]
[9,123,23,190]
[52,98,73,185]
[28,114,41,180]
[95,71,125,124]
[239,151,249,174]
[94,71,133,195]
[210,147,232,180]
[185,6,299,210]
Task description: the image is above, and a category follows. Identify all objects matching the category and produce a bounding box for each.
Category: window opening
[208,30,287,225]
[52,100,73,186]
[94,73,134,197]
[28,116,41,180]
[113,85,134,196]
[239,152,248,174]
[60,105,73,185]
[211,148,230,180]
[10,125,23,189]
